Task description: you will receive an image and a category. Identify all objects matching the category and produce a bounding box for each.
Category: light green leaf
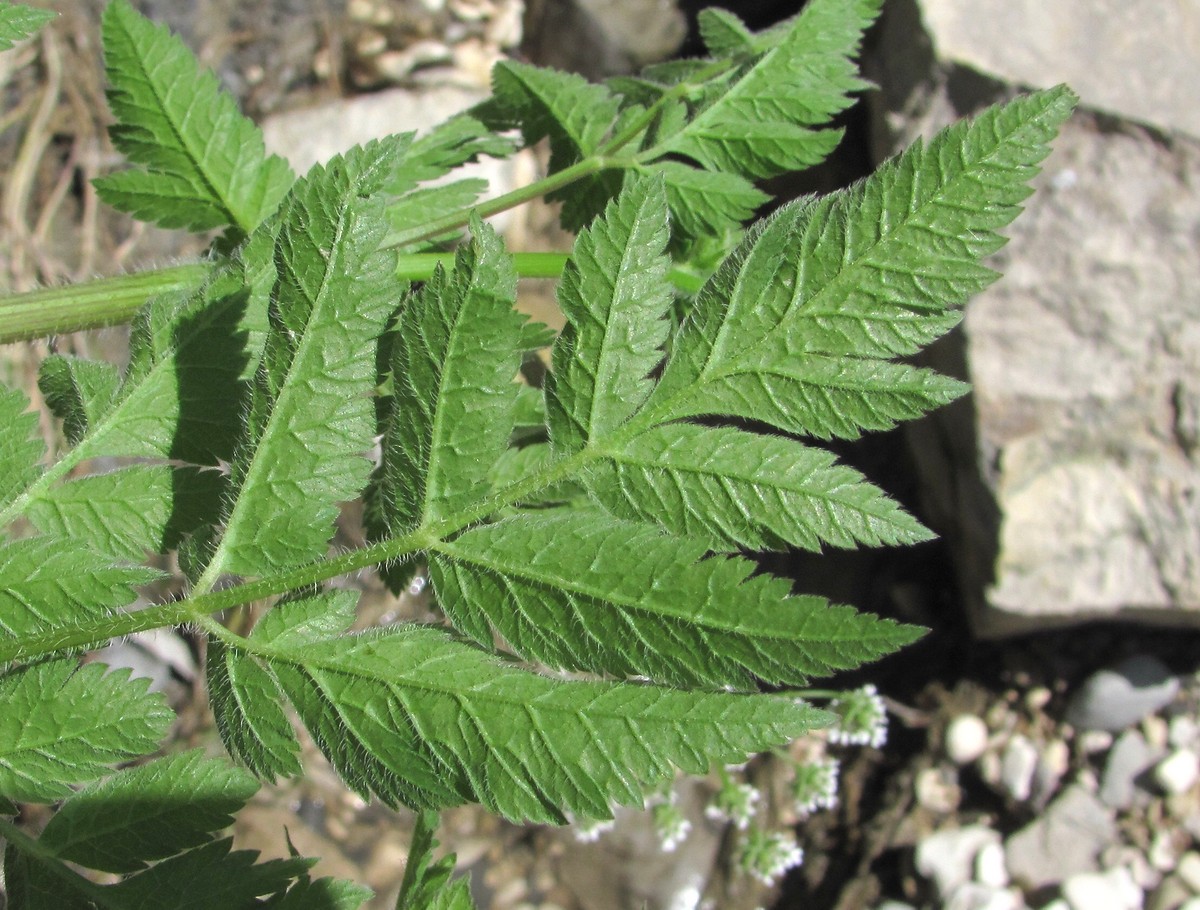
[662,0,878,180]
[586,423,932,552]
[0,661,172,803]
[105,838,310,910]
[207,139,404,578]
[395,811,476,910]
[94,0,293,234]
[251,590,359,649]
[662,354,968,440]
[39,751,259,873]
[0,537,162,641]
[380,217,524,532]
[546,177,672,453]
[697,8,755,57]
[649,87,1079,426]
[385,179,488,248]
[0,387,44,514]
[0,3,55,51]
[38,355,121,446]
[657,162,767,251]
[27,465,224,560]
[206,640,302,780]
[478,61,620,171]
[431,510,921,688]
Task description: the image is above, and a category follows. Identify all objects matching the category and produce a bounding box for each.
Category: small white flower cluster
[571,816,616,844]
[652,801,692,853]
[827,683,888,749]
[705,777,761,830]
[791,756,839,816]
[737,828,805,886]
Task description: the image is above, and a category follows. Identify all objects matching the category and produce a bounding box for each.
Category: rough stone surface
[913,0,1200,140]
[523,0,685,78]
[1004,785,1117,889]
[1066,655,1181,733]
[916,825,1001,900]
[872,0,1200,635]
[1100,730,1162,809]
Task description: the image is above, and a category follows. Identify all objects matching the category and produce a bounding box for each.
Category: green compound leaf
[662,0,879,180]
[648,86,1079,432]
[380,217,525,532]
[430,510,922,689]
[38,355,121,446]
[95,0,293,234]
[0,661,172,803]
[206,139,405,578]
[0,3,55,51]
[269,875,374,909]
[263,625,825,823]
[696,8,755,57]
[0,537,163,641]
[586,423,932,552]
[546,177,673,454]
[38,751,259,873]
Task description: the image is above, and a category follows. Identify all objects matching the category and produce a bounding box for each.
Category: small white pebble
[1077,730,1114,754]
[1025,686,1052,711]
[1144,715,1170,750]
[1000,735,1039,802]
[974,841,1009,888]
[946,714,990,765]
[1156,749,1200,795]
[1171,716,1200,749]
[1149,830,1179,871]
[1177,852,1200,892]
[1062,867,1142,910]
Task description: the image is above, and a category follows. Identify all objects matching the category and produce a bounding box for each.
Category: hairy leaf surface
[648,87,1078,431]
[95,0,293,233]
[206,140,404,578]
[0,537,162,640]
[431,511,921,688]
[0,387,43,515]
[263,624,824,822]
[381,218,524,532]
[38,751,259,873]
[546,177,673,453]
[0,661,171,802]
[586,423,932,552]
[28,465,224,561]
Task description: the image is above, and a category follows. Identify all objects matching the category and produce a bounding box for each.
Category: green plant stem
[0,264,210,343]
[0,817,113,906]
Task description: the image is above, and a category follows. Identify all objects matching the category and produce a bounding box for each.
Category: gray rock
[1066,655,1180,732]
[523,0,685,78]
[916,825,1001,900]
[1004,785,1117,889]
[871,0,1200,635]
[1100,730,1163,809]
[907,0,1200,140]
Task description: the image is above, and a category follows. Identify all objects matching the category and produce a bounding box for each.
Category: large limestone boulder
[870,0,1200,634]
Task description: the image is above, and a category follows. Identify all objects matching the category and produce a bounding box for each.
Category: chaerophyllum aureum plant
[0,0,1074,905]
